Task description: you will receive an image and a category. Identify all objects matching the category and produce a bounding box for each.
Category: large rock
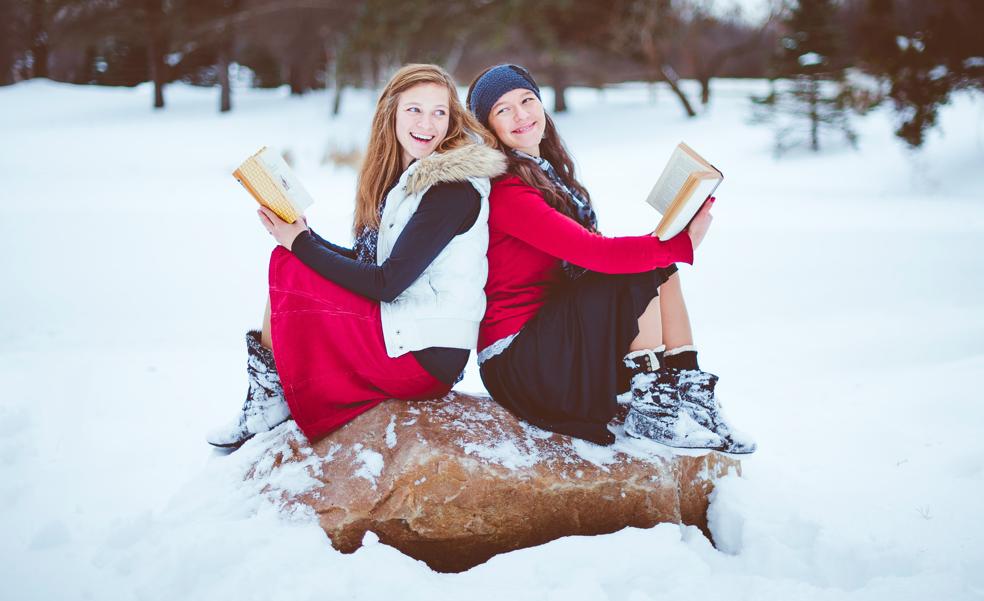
[244,392,740,573]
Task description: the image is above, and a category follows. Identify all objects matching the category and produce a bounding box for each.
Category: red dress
[267,247,448,441]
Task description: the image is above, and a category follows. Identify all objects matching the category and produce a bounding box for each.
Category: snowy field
[1,78,983,600]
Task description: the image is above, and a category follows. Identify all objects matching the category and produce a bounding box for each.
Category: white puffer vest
[376,143,506,358]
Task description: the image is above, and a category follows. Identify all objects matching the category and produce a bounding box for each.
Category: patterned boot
[670,369,757,454]
[206,330,292,449]
[622,351,723,449]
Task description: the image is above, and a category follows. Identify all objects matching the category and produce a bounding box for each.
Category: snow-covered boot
[622,352,723,449]
[206,330,291,449]
[670,369,757,454]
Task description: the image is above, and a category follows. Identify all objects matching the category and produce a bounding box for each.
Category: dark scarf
[512,150,597,280]
[353,204,382,264]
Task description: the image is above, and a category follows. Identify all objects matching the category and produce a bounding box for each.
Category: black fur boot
[666,368,757,454]
[622,350,723,449]
[206,330,291,449]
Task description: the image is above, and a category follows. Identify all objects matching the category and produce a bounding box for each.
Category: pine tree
[858,0,984,148]
[752,0,858,154]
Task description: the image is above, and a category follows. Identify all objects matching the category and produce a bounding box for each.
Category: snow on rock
[354,445,384,487]
[242,391,740,573]
[385,415,397,448]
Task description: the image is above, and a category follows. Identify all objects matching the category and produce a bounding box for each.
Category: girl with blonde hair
[208,64,505,449]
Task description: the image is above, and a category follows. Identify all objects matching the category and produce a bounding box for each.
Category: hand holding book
[257,206,309,251]
[234,146,315,250]
[681,196,715,250]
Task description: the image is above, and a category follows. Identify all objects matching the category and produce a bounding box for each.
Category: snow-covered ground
[1,78,982,600]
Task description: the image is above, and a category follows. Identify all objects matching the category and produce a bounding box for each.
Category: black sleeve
[290,181,481,302]
[305,228,356,259]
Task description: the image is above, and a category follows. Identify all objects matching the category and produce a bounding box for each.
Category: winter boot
[670,369,757,454]
[622,351,723,449]
[206,330,292,449]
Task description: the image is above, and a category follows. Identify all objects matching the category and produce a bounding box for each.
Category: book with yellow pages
[233,146,314,224]
[645,142,723,241]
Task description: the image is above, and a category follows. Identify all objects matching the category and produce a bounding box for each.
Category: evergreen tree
[752,0,859,154]
[858,0,984,148]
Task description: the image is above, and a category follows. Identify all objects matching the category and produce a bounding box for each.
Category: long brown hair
[354,63,496,234]
[466,66,596,231]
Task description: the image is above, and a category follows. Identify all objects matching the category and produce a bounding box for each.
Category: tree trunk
[809,75,819,151]
[29,0,48,78]
[217,14,234,113]
[660,64,696,118]
[145,0,166,109]
[554,82,568,113]
[551,67,568,113]
[289,61,304,95]
[325,41,348,116]
[332,83,344,116]
[287,44,314,96]
[698,74,711,106]
[218,41,231,112]
[444,35,466,75]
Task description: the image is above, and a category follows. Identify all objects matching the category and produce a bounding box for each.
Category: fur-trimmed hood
[405,142,506,196]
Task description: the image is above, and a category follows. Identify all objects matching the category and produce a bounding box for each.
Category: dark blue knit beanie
[468,64,541,128]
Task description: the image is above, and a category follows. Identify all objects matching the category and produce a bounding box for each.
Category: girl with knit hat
[467,64,754,453]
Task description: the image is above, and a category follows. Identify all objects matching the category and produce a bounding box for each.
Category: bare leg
[261,297,273,350]
[629,296,663,352]
[657,272,694,351]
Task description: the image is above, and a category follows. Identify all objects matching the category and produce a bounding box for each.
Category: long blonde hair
[354,63,496,234]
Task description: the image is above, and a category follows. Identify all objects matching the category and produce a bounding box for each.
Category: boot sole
[207,436,252,450]
[716,442,757,455]
[206,416,293,450]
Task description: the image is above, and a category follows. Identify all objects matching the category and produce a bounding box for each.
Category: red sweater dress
[480,176,693,350]
[477,175,695,445]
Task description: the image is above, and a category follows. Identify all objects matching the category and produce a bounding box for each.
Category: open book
[645,142,723,241]
[233,146,314,224]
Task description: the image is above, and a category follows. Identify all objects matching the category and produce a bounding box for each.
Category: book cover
[233,147,314,224]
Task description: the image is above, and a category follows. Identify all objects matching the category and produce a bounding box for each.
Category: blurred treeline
[2,0,981,147]
[1,0,781,113]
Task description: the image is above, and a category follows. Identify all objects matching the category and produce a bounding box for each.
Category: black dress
[478,265,678,446]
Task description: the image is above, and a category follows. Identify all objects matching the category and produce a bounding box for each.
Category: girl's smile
[511,121,537,135]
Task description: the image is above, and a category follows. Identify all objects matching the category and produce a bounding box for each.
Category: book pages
[645,144,710,213]
[644,142,723,241]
